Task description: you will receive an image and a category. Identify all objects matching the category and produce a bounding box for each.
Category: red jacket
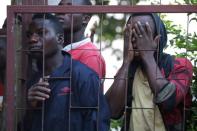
[62,38,106,78]
[160,58,193,130]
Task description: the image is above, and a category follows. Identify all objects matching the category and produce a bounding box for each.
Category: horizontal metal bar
[16,49,101,52]
[102,77,190,80]
[125,107,155,109]
[8,5,197,13]
[70,106,98,109]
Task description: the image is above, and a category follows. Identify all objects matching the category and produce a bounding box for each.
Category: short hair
[32,13,64,34]
[83,0,92,5]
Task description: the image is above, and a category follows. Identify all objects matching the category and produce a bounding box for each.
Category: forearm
[105,62,130,118]
[142,56,168,95]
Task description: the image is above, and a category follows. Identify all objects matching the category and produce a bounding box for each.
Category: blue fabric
[26,53,110,131]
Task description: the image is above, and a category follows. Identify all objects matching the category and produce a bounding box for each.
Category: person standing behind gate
[24,13,110,131]
[106,13,193,131]
[56,0,106,81]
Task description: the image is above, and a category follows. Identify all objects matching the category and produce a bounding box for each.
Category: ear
[82,14,91,25]
[56,33,64,46]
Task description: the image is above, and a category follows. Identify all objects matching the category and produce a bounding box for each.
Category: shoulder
[72,59,99,80]
[77,42,101,57]
[171,57,193,78]
[173,58,193,71]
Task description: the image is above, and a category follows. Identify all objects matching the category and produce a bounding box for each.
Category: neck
[64,28,85,46]
[38,49,64,75]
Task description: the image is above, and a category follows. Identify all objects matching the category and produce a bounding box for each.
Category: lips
[29,45,43,51]
[57,16,65,23]
[58,18,65,23]
[57,15,71,24]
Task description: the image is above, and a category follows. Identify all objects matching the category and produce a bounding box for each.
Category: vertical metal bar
[183,13,190,131]
[127,0,133,130]
[98,0,104,130]
[69,0,74,130]
[155,0,162,129]
[6,7,15,131]
[41,14,46,131]
[124,78,128,131]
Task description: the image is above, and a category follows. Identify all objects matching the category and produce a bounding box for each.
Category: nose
[29,33,39,44]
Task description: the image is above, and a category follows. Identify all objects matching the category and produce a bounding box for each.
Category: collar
[62,37,91,52]
[50,53,71,78]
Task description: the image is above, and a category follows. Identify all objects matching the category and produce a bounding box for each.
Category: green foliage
[184,0,197,4]
[110,119,123,131]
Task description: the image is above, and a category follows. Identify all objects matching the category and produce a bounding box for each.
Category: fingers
[123,24,134,62]
[124,24,132,50]
[33,82,49,88]
[133,21,145,37]
[28,78,51,102]
[133,22,143,39]
[137,21,146,35]
[28,86,50,101]
[145,22,153,38]
[132,28,138,40]
[124,24,132,39]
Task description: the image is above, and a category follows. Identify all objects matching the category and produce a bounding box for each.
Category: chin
[29,52,43,60]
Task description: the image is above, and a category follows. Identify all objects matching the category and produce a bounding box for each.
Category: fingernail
[146,22,149,25]
[137,21,141,25]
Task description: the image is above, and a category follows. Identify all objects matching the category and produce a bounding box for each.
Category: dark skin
[106,15,168,118]
[27,18,64,105]
[57,0,90,46]
[56,0,91,46]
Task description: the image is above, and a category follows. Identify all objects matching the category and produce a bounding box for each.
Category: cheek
[73,14,83,25]
[44,37,57,48]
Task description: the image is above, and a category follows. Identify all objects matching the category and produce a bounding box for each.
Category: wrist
[123,57,133,65]
[122,60,131,67]
[142,55,155,67]
[141,52,154,62]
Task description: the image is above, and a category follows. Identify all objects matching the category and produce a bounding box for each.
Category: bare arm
[142,56,168,94]
[105,63,130,118]
[106,24,134,118]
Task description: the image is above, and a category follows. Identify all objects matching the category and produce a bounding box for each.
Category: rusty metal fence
[5,2,197,131]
